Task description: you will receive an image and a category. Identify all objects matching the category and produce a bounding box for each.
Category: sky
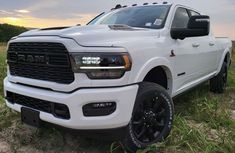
[0,0,235,40]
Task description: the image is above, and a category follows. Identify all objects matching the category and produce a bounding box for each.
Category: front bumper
[4,78,138,130]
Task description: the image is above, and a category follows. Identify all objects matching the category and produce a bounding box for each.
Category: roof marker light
[153,2,158,4]
[143,3,148,5]
[115,4,122,9]
[163,2,168,4]
[132,4,137,6]
[123,5,127,8]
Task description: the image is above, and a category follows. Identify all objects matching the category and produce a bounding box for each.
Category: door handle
[192,43,200,48]
[209,42,215,46]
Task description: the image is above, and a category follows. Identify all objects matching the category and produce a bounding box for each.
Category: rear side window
[172,8,190,28]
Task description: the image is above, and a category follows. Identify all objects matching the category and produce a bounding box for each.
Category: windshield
[88,5,171,29]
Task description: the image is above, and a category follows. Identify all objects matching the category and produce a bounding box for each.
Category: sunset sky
[0,0,235,40]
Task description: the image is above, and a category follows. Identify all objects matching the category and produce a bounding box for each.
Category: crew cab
[3,2,232,152]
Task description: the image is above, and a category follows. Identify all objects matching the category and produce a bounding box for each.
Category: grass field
[0,43,234,153]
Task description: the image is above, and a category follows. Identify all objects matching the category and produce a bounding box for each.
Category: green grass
[0,43,234,153]
[0,43,7,97]
[0,43,19,131]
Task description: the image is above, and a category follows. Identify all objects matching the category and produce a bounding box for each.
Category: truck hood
[19,25,160,46]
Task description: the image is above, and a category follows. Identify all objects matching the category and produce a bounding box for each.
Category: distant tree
[0,24,28,42]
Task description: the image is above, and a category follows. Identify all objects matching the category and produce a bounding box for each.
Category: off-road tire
[123,82,174,153]
[210,62,228,93]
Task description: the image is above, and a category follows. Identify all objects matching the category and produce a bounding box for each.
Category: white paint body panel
[4,4,232,129]
[4,78,138,129]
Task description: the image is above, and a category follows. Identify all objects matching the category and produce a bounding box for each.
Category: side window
[172,8,190,28]
[189,10,200,16]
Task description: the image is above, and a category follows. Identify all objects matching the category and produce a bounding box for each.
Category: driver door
[170,7,206,94]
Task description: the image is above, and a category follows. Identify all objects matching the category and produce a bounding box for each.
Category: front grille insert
[6,91,70,120]
[7,42,74,84]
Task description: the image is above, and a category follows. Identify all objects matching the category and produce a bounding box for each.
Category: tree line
[0,24,28,42]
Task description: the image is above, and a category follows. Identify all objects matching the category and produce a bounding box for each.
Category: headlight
[70,52,132,79]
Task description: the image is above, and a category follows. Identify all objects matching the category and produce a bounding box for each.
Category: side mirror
[171,15,210,40]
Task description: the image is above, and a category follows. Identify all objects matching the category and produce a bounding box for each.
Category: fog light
[53,103,70,119]
[83,102,116,117]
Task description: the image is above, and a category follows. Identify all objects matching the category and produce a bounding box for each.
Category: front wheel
[123,82,174,152]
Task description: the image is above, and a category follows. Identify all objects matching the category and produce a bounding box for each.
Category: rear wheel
[210,62,228,93]
[123,82,174,152]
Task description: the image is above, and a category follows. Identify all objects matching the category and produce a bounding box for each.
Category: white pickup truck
[4,2,232,152]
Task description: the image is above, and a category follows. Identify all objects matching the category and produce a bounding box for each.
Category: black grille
[6,91,70,119]
[7,42,74,84]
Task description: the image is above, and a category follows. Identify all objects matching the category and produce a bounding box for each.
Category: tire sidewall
[210,62,228,93]
[124,82,174,152]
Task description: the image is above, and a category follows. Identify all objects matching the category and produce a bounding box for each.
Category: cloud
[0,10,13,15]
[15,10,30,13]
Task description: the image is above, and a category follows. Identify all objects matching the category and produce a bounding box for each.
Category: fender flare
[134,57,173,94]
[216,47,231,75]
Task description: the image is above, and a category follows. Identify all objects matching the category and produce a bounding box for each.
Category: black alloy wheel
[131,92,168,143]
[123,82,174,152]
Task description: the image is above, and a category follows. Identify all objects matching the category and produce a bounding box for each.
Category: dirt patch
[187,120,226,142]
[229,92,235,120]
[0,120,111,153]
[17,146,43,153]
[0,44,6,52]
[0,139,11,153]
[230,93,235,109]
[231,110,235,120]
